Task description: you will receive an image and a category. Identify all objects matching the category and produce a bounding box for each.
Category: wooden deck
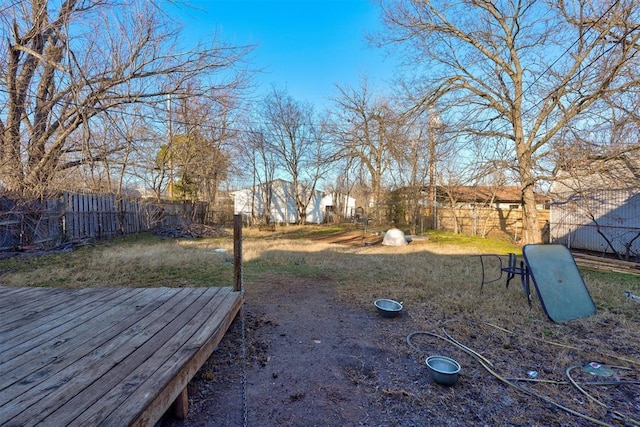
[0,285,243,426]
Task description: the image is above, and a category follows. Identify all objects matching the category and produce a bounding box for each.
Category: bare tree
[164,84,236,203]
[253,132,277,225]
[329,79,401,225]
[259,87,330,225]
[378,0,640,244]
[0,0,251,196]
[387,117,427,233]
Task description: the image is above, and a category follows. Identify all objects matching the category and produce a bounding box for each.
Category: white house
[320,192,357,222]
[232,179,326,224]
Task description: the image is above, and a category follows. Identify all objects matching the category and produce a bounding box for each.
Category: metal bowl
[374,299,403,318]
[426,355,461,386]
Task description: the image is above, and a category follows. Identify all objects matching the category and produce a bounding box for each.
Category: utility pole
[428,108,442,229]
[167,94,174,200]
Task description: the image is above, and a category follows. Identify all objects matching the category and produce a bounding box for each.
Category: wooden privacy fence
[436,206,550,242]
[0,192,211,251]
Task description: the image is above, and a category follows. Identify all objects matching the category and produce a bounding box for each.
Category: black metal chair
[478,253,532,307]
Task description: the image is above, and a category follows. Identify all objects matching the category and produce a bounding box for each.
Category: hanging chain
[239,231,248,427]
[233,221,248,427]
[241,297,248,427]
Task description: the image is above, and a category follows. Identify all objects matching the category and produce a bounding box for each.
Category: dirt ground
[159,274,434,427]
[158,233,640,427]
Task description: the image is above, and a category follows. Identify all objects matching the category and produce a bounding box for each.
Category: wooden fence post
[233,214,243,292]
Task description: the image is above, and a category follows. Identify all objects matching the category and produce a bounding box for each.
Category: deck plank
[0,288,167,396]
[2,287,208,424]
[0,285,242,426]
[71,288,241,426]
[90,290,243,426]
[32,288,221,425]
[0,287,98,329]
[128,291,244,427]
[0,288,135,358]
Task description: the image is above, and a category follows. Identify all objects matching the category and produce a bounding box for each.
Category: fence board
[0,193,211,250]
[437,206,550,242]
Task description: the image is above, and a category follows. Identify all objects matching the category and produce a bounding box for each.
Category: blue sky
[170,0,397,109]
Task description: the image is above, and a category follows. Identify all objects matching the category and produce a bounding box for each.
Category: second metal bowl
[374,299,403,318]
[426,355,461,386]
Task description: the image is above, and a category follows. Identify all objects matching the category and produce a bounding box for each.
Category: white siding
[232,180,325,224]
[550,188,640,256]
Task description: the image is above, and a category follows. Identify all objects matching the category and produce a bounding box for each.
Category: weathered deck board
[0,285,243,426]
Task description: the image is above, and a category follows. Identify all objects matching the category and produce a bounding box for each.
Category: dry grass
[0,227,638,341]
[0,234,237,288]
[1,225,639,424]
[1,226,638,326]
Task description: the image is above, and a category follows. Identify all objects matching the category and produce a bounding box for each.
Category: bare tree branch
[0,0,253,195]
[378,0,640,243]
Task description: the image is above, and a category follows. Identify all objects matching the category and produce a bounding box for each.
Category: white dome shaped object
[382,228,408,246]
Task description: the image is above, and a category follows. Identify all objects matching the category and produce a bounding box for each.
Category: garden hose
[566,365,640,426]
[441,325,612,427]
[406,318,639,427]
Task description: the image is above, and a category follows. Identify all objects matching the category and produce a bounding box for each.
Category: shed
[549,156,640,259]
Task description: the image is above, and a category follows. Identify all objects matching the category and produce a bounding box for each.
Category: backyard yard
[1,226,639,426]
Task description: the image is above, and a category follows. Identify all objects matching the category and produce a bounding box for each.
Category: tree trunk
[516,143,541,244]
[521,185,541,244]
